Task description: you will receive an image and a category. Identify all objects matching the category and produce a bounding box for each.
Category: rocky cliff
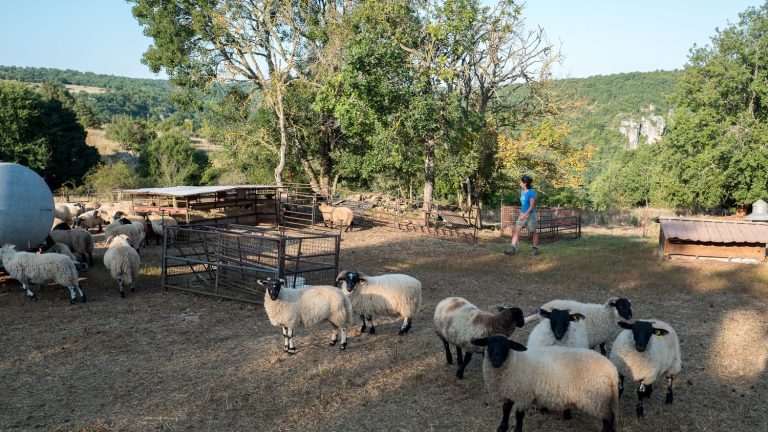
[618,104,667,149]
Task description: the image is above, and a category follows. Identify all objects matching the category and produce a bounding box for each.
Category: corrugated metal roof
[659,217,768,244]
[119,185,279,197]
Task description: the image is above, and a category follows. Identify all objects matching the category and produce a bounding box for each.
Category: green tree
[139,133,209,186]
[104,114,155,152]
[0,81,100,189]
[83,161,146,193]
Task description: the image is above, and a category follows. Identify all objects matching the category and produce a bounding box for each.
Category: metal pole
[161,226,169,291]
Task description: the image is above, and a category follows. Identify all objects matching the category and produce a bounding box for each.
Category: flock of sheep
[257,271,681,432]
[1,201,176,303]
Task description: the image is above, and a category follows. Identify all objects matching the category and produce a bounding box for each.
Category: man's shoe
[504,246,516,255]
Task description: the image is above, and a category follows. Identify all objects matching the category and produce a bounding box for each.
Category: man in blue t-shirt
[504,175,540,256]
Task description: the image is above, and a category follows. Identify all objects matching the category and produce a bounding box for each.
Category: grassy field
[1,226,766,431]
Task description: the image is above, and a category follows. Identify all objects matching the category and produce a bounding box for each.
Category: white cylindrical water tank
[0,163,55,251]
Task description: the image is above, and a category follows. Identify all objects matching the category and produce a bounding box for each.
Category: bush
[83,161,146,194]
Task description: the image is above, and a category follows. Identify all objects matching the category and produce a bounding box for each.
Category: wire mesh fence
[162,224,340,303]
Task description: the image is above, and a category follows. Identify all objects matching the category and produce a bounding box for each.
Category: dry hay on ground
[1,227,767,431]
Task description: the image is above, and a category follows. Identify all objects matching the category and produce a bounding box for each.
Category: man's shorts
[516,211,538,231]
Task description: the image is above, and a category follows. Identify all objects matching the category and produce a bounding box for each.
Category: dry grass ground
[1,226,766,431]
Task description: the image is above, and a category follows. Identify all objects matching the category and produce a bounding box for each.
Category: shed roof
[119,185,279,197]
[659,217,768,244]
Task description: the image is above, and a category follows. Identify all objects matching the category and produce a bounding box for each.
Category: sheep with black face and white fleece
[472,336,619,432]
[528,297,633,355]
[54,203,84,226]
[527,308,589,349]
[103,234,141,298]
[74,209,105,233]
[49,228,94,266]
[336,271,422,335]
[609,319,681,419]
[104,219,146,251]
[40,236,88,273]
[433,297,525,379]
[258,278,352,354]
[0,245,86,304]
[146,214,178,245]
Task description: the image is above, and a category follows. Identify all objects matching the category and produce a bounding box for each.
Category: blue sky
[0,0,764,79]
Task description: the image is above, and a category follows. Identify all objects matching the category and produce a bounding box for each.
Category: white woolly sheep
[318,203,354,232]
[0,244,86,304]
[146,214,178,245]
[104,220,146,250]
[98,202,135,220]
[74,210,105,232]
[336,271,422,335]
[258,278,352,354]
[433,296,525,379]
[40,239,88,273]
[54,203,84,226]
[51,218,71,231]
[531,297,633,355]
[103,234,141,298]
[472,336,619,432]
[527,308,589,349]
[83,201,101,212]
[609,319,681,418]
[49,228,94,266]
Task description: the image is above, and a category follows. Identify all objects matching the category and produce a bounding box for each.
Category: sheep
[433,296,525,379]
[54,203,84,226]
[0,244,86,304]
[74,210,105,232]
[609,319,681,418]
[257,277,352,354]
[98,202,135,220]
[103,234,141,298]
[318,203,354,232]
[527,308,589,349]
[39,236,88,273]
[336,270,422,335]
[51,218,71,231]
[530,297,633,355]
[146,214,178,245]
[471,336,619,432]
[104,220,146,251]
[49,228,94,266]
[83,201,101,212]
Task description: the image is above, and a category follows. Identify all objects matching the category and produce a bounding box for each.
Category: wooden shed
[121,185,280,225]
[658,217,768,263]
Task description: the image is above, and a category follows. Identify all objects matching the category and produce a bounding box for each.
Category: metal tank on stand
[0,163,55,251]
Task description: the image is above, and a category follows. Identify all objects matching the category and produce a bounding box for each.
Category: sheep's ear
[538,308,551,319]
[358,272,368,281]
[256,279,268,287]
[511,307,525,327]
[508,341,527,352]
[652,328,669,336]
[618,321,633,330]
[496,306,505,312]
[335,271,347,282]
[570,313,585,322]
[471,338,488,347]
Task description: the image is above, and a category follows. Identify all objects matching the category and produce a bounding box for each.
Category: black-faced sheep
[336,271,422,335]
[146,214,178,245]
[104,219,146,250]
[49,228,94,266]
[609,319,681,418]
[74,210,105,233]
[258,278,352,354]
[103,234,141,298]
[527,308,589,349]
[472,336,619,432]
[0,244,86,304]
[433,296,525,379]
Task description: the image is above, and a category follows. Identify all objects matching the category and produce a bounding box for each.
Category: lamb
[146,214,178,245]
[49,228,94,266]
[609,319,681,418]
[527,308,589,349]
[433,296,525,379]
[531,297,633,355]
[0,244,86,304]
[103,234,141,298]
[336,271,422,335]
[318,203,354,232]
[471,336,619,432]
[104,220,146,250]
[74,210,105,232]
[258,277,352,354]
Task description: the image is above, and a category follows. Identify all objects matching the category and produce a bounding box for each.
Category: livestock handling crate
[500,206,582,243]
[161,224,341,304]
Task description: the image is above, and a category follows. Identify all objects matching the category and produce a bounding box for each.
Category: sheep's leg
[87,252,93,266]
[118,278,125,298]
[599,342,607,356]
[601,408,616,432]
[397,317,412,335]
[367,315,375,334]
[497,399,514,432]
[437,334,452,365]
[286,328,296,354]
[130,280,136,292]
[636,381,647,418]
[282,326,290,352]
[67,285,77,305]
[329,324,339,346]
[563,409,572,420]
[665,375,674,404]
[76,284,86,303]
[618,374,624,397]
[21,282,37,300]
[455,346,463,368]
[513,409,524,432]
[339,326,347,350]
[359,314,367,333]
[457,352,472,379]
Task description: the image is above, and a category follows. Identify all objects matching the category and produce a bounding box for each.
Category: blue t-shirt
[521,189,536,213]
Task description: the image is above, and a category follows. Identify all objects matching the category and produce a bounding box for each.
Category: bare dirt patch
[1,227,766,431]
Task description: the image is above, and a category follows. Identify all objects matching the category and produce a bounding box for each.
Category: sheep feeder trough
[161,224,340,303]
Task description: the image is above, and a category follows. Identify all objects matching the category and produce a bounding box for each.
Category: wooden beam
[663,239,766,261]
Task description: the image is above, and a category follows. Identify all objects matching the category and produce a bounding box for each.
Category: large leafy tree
[139,133,209,186]
[0,81,100,189]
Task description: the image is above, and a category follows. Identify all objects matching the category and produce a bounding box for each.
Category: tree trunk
[273,87,287,188]
[422,139,435,225]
